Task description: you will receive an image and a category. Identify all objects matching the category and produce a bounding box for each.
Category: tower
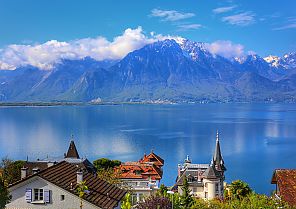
[213,131,226,173]
[203,131,226,200]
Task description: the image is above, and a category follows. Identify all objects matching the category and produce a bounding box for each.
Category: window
[139,193,144,202]
[60,195,65,201]
[215,183,219,192]
[131,194,137,205]
[33,189,43,201]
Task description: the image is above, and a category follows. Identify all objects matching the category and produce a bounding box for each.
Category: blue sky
[0,0,295,69]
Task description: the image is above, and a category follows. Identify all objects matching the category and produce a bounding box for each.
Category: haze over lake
[0,103,295,194]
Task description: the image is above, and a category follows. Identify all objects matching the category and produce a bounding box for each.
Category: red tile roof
[116,152,164,180]
[139,152,164,167]
[9,161,126,209]
[271,169,296,206]
[117,162,163,180]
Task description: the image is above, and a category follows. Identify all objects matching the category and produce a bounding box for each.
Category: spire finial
[71,133,74,141]
[216,130,219,141]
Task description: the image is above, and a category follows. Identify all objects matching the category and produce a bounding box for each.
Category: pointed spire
[214,130,222,163]
[65,136,80,159]
[213,130,226,171]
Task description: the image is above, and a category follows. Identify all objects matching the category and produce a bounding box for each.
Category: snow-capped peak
[264,55,280,67]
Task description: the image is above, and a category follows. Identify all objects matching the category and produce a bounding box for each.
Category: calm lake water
[0,103,296,194]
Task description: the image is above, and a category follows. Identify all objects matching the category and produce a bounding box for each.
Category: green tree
[97,168,122,185]
[76,180,89,209]
[180,177,194,208]
[0,176,11,209]
[0,158,25,184]
[156,184,168,197]
[227,180,252,200]
[93,158,121,171]
[121,193,132,209]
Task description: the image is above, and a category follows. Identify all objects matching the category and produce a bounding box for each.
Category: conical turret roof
[213,131,226,171]
[65,140,80,159]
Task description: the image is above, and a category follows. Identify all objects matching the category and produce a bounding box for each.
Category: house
[271,169,296,206]
[6,139,126,209]
[175,131,226,200]
[21,139,96,177]
[116,151,164,204]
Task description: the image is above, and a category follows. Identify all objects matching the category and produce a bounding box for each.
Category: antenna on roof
[26,155,28,162]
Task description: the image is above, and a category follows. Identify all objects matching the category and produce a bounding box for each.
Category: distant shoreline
[0,101,295,107]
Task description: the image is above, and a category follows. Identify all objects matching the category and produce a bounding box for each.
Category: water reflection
[0,104,296,194]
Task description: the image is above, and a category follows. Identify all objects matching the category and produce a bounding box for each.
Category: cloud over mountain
[0,27,248,70]
[0,27,156,70]
[204,40,245,58]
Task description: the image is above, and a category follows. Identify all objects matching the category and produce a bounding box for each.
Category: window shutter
[25,188,32,202]
[44,189,50,203]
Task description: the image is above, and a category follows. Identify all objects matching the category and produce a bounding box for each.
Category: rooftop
[10,161,126,209]
[271,169,296,206]
[117,151,164,180]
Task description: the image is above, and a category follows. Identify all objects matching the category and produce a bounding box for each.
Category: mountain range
[0,39,295,103]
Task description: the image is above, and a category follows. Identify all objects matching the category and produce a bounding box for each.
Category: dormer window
[33,189,43,201]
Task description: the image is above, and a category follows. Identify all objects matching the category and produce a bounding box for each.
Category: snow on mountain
[178,39,212,61]
[264,55,280,67]
[281,52,296,69]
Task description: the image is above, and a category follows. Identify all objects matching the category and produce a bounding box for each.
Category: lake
[0,103,296,194]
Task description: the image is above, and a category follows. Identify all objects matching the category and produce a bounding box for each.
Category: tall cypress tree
[180,177,194,208]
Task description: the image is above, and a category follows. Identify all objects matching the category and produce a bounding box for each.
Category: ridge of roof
[9,161,126,209]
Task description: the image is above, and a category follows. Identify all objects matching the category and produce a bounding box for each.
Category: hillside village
[0,131,295,209]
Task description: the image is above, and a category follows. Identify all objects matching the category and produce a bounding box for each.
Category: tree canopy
[93,158,121,171]
[0,157,25,184]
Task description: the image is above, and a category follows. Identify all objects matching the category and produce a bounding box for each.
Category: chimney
[32,168,40,175]
[77,170,83,184]
[21,167,28,179]
[47,162,55,167]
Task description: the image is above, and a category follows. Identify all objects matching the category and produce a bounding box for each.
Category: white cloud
[222,12,255,26]
[177,24,202,31]
[204,40,245,58]
[0,27,247,70]
[273,18,296,30]
[150,9,195,22]
[0,27,158,70]
[212,6,237,14]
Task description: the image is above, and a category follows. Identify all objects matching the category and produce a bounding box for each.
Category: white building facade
[176,131,226,200]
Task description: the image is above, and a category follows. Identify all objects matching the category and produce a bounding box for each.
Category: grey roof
[213,131,226,171]
[202,165,221,179]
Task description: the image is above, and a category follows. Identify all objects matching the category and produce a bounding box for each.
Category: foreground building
[116,151,164,204]
[6,139,126,209]
[271,169,296,206]
[175,131,226,200]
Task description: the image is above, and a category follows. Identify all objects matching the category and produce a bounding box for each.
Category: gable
[7,176,100,209]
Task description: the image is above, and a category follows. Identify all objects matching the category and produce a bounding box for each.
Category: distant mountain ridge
[0,39,295,103]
